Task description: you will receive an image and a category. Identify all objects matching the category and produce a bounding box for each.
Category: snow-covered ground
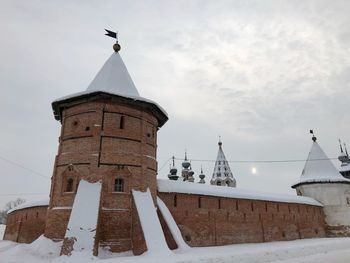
[2,237,350,262]
[0,224,5,240]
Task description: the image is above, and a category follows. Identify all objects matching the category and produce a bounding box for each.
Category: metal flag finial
[105,29,121,52]
[310,130,317,142]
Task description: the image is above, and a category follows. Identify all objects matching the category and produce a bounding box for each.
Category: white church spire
[210,139,236,187]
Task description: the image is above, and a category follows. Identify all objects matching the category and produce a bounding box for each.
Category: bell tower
[44,36,168,255]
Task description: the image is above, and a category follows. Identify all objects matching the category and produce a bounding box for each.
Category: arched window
[66,178,74,192]
[217,181,221,186]
[114,178,124,192]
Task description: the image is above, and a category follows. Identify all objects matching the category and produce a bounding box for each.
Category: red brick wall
[45,97,160,255]
[4,206,47,243]
[4,192,326,252]
[158,192,326,247]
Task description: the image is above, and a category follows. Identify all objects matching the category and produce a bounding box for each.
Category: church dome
[182,152,191,169]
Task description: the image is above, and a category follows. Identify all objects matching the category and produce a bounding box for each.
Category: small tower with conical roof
[338,139,350,179]
[210,139,236,187]
[292,131,350,236]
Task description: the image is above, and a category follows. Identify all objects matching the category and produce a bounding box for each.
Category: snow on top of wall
[296,141,350,185]
[7,199,49,214]
[157,179,322,206]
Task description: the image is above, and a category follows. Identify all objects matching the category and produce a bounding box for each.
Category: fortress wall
[3,206,48,243]
[158,192,326,247]
[3,191,325,251]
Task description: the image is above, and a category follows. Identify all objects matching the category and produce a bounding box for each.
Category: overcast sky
[0,0,349,208]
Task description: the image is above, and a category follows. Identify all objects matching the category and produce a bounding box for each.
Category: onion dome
[198,166,206,184]
[188,163,195,183]
[170,156,178,175]
[182,152,191,169]
[168,156,179,181]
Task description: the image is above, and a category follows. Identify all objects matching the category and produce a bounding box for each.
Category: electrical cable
[0,155,50,180]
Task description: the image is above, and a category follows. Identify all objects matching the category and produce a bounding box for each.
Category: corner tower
[44,41,168,254]
[292,133,350,236]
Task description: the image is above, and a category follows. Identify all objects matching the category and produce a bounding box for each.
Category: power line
[173,157,339,164]
[0,155,50,181]
[0,193,48,197]
[159,156,339,172]
[158,157,172,173]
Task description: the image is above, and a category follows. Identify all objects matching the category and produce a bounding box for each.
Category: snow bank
[132,189,172,256]
[0,235,61,262]
[7,199,49,214]
[0,224,5,240]
[29,235,61,256]
[64,180,101,254]
[3,236,350,262]
[157,179,322,206]
[157,197,190,252]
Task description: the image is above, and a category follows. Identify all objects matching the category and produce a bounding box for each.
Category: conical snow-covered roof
[52,47,168,126]
[210,140,236,187]
[87,52,140,97]
[292,138,350,188]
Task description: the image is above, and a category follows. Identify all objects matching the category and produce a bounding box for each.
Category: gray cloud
[0,0,349,208]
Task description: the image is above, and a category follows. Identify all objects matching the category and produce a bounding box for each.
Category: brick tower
[44,42,168,255]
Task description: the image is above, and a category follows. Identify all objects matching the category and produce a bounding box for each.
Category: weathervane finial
[310,130,317,142]
[105,29,121,52]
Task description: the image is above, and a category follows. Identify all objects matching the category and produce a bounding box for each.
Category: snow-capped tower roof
[52,40,168,127]
[86,52,140,97]
[210,139,236,187]
[292,135,350,188]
